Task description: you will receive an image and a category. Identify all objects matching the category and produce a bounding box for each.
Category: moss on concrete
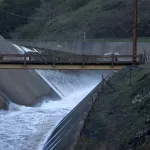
[76,65,150,150]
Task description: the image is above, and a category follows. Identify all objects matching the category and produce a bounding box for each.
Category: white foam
[4,44,109,150]
[12,44,38,54]
[12,44,25,54]
[37,70,101,97]
[32,48,38,52]
[21,46,34,52]
[36,70,64,98]
[0,83,97,150]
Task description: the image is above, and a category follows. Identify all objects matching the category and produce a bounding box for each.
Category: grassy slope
[0,0,150,40]
[76,65,150,150]
[0,0,41,38]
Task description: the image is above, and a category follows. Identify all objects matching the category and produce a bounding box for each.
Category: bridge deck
[0,61,138,70]
[0,64,129,70]
[0,53,143,69]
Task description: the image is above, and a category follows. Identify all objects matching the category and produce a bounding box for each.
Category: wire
[0,7,50,20]
[0,1,132,39]
[0,0,63,20]
[1,0,149,40]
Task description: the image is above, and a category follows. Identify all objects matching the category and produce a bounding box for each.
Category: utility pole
[133,0,137,65]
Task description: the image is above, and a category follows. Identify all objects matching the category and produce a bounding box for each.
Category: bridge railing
[0,53,144,65]
[42,80,103,150]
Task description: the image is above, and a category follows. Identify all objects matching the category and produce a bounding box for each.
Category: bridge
[7,35,147,70]
[0,52,144,69]
[4,8,146,70]
[5,1,142,70]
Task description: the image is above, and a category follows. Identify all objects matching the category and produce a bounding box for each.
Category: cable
[0,7,49,20]
[0,0,64,20]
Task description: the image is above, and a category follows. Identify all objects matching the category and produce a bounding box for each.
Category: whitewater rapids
[0,44,111,150]
[0,84,97,150]
[0,69,106,150]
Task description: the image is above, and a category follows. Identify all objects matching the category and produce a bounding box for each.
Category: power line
[0,0,73,21]
[0,7,50,20]
[0,0,64,20]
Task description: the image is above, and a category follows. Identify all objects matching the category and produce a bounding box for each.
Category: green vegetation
[0,0,150,40]
[76,65,150,150]
[0,0,41,38]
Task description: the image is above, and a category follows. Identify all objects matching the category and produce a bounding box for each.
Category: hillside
[0,0,150,39]
[76,65,150,150]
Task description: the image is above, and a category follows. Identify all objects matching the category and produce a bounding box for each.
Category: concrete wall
[10,40,150,55]
[0,36,60,108]
[0,70,60,106]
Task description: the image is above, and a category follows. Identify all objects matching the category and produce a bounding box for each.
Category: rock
[0,95,8,110]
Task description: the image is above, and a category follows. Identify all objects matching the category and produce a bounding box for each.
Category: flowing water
[0,45,110,150]
[0,69,105,150]
[0,85,96,150]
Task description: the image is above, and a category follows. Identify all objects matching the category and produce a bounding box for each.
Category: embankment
[0,36,60,109]
[76,64,150,150]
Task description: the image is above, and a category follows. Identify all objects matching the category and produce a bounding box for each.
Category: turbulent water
[0,69,106,150]
[37,70,102,97]
[0,86,96,150]
[0,44,111,150]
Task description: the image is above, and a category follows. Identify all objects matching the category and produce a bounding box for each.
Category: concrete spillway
[0,71,102,150]
[0,36,60,108]
[0,36,112,150]
[0,68,108,150]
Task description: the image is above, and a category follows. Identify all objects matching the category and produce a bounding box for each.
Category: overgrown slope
[76,65,150,150]
[0,0,150,39]
[0,0,41,38]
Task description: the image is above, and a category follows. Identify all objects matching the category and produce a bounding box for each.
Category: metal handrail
[0,53,142,66]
